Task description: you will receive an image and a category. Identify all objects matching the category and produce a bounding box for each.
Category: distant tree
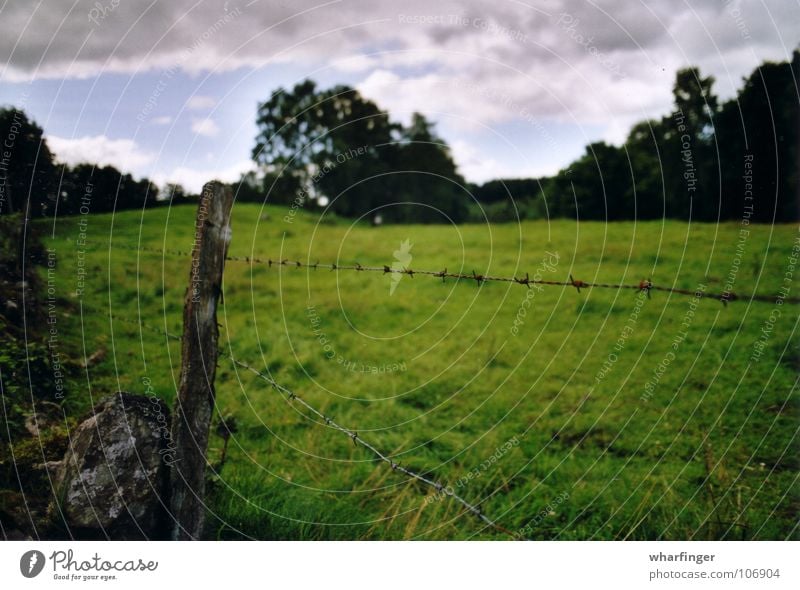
[117,173,158,210]
[716,50,799,222]
[261,170,302,206]
[651,67,720,221]
[673,67,718,140]
[230,172,264,204]
[623,120,667,220]
[253,82,467,222]
[385,113,466,223]
[253,80,396,215]
[473,179,541,204]
[547,67,726,222]
[0,108,58,217]
[163,183,189,201]
[59,164,158,214]
[563,142,632,220]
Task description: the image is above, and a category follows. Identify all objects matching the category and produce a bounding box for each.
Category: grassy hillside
[38,202,798,540]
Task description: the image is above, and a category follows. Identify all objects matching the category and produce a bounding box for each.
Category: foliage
[0,108,58,217]
[57,163,159,215]
[0,214,53,437]
[474,52,799,223]
[253,81,466,222]
[0,108,161,218]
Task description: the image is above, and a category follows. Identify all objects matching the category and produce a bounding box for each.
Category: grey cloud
[1,0,797,138]
[1,0,796,80]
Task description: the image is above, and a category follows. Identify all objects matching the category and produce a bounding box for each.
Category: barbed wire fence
[73,188,796,540]
[77,232,797,538]
[114,243,800,305]
[78,301,518,538]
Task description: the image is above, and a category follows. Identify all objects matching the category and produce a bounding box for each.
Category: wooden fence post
[169,180,234,540]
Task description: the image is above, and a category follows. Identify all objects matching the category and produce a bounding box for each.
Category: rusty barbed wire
[76,300,518,539]
[228,355,518,539]
[75,300,183,340]
[112,243,800,305]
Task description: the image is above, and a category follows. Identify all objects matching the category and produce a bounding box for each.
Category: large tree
[716,50,799,222]
[558,141,633,221]
[386,113,466,223]
[253,80,396,216]
[658,67,720,221]
[623,120,667,220]
[253,81,467,222]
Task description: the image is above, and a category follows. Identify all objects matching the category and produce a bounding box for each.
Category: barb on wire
[109,244,799,305]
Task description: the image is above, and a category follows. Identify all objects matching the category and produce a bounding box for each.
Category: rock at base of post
[51,392,172,539]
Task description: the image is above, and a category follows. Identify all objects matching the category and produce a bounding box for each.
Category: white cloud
[331,54,379,73]
[358,70,540,131]
[48,133,255,193]
[47,134,155,170]
[449,140,510,184]
[185,95,216,110]
[153,160,255,193]
[449,139,554,184]
[191,118,220,137]
[152,116,172,125]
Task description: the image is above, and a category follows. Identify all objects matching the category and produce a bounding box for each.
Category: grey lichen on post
[169,180,234,540]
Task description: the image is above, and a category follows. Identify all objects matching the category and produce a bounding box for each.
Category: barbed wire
[113,243,799,305]
[76,300,518,539]
[228,355,517,538]
[82,302,183,341]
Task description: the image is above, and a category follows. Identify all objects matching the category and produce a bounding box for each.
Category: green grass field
[39,203,798,540]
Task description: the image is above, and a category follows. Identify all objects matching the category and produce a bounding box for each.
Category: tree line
[246,52,797,223]
[2,50,797,223]
[0,110,196,218]
[470,51,799,223]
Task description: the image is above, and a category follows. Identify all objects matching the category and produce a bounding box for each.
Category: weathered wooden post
[170,180,234,540]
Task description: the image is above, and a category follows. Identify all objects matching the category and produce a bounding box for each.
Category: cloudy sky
[1,0,797,192]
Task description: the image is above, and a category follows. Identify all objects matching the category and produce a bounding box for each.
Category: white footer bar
[2,541,797,589]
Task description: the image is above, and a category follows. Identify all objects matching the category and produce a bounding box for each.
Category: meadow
[40,202,798,540]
